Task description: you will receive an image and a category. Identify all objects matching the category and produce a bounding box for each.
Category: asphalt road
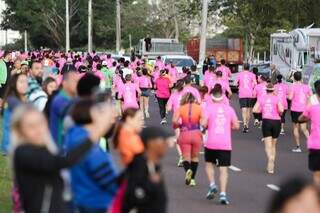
[144,94,311,213]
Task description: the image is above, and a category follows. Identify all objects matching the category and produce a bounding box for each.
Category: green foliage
[217,0,320,54]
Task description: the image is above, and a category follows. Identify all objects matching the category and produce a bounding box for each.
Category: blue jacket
[1,96,21,153]
[49,90,72,147]
[64,125,118,210]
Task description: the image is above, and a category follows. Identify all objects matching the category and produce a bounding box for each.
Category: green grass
[0,119,12,213]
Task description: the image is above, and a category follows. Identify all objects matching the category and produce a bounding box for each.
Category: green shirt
[101,67,114,89]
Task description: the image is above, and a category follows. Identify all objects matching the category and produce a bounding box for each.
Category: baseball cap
[140,126,174,146]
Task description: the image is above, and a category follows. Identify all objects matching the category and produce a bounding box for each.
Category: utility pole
[24,30,27,52]
[198,0,208,82]
[116,0,121,53]
[65,0,70,52]
[88,0,93,53]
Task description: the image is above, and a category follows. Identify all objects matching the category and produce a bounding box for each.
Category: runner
[118,74,141,111]
[212,70,232,98]
[181,75,201,103]
[155,69,171,124]
[253,75,268,127]
[138,68,152,118]
[202,84,239,205]
[204,66,216,89]
[253,83,283,174]
[274,74,289,135]
[167,79,185,167]
[172,93,203,187]
[299,80,320,186]
[235,63,257,133]
[216,59,231,81]
[288,71,311,152]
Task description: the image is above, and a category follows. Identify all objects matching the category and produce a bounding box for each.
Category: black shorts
[309,150,320,171]
[204,148,231,167]
[262,119,281,138]
[140,88,151,97]
[281,110,287,123]
[291,111,304,123]
[239,98,254,108]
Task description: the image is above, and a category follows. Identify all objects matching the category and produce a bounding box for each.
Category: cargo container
[186,37,244,66]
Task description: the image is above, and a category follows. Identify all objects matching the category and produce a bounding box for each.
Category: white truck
[135,38,185,59]
[270,27,320,82]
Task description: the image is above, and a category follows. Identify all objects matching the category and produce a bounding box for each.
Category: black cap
[140,126,174,146]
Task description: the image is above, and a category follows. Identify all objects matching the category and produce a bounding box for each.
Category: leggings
[157,97,169,119]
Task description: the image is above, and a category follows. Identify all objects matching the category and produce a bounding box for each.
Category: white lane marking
[267,184,280,191]
[228,165,242,172]
[199,151,204,155]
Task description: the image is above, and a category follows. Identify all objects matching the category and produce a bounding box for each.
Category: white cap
[122,68,133,77]
[102,61,108,66]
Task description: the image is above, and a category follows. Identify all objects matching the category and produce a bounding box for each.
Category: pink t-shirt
[236,71,256,98]
[113,75,124,92]
[152,70,160,82]
[181,85,201,103]
[167,91,183,113]
[168,67,178,84]
[216,65,231,80]
[155,77,171,98]
[254,82,267,100]
[257,94,281,120]
[202,94,230,114]
[154,60,165,70]
[204,71,216,89]
[119,82,140,110]
[205,102,238,151]
[290,83,312,112]
[275,83,289,109]
[138,76,152,88]
[302,104,320,150]
[212,79,230,93]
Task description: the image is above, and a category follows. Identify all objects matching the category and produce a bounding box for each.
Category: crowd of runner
[0,49,320,213]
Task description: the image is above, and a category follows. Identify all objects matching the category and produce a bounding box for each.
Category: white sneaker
[292,147,302,153]
[254,119,259,127]
[145,111,150,118]
[160,118,167,125]
[280,129,285,135]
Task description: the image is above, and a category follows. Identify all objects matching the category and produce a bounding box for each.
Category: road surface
[143,94,311,213]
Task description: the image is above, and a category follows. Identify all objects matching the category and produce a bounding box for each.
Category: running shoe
[185,169,193,185]
[254,119,259,127]
[280,129,285,135]
[219,194,230,205]
[145,111,150,118]
[160,118,167,125]
[243,125,249,133]
[189,179,197,187]
[177,156,184,167]
[292,147,302,153]
[206,184,218,200]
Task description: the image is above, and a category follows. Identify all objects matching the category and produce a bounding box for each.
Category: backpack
[107,180,128,213]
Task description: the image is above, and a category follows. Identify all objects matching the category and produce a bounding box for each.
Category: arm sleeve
[15,139,92,174]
